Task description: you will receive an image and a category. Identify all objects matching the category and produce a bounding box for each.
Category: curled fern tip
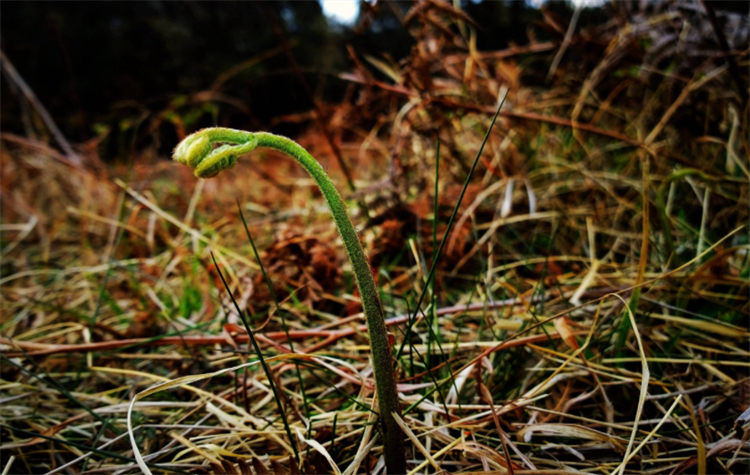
[172,128,258,178]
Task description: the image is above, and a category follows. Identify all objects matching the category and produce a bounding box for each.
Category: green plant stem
[655,168,715,266]
[174,128,406,474]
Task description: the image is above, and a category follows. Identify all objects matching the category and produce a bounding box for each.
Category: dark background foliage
[1,0,746,160]
[1,1,558,157]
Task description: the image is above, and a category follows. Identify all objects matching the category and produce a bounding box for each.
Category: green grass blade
[236,201,312,442]
[397,90,508,359]
[209,252,300,466]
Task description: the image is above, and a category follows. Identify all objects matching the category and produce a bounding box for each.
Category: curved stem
[174,128,406,474]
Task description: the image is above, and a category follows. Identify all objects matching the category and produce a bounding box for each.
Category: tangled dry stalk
[1,1,748,474]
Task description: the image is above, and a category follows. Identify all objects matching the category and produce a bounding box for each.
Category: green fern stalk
[174,128,406,474]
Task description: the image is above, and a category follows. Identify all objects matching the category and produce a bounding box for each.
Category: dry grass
[1,2,749,474]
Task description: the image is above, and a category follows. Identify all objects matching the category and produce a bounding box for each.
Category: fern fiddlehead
[174,128,407,474]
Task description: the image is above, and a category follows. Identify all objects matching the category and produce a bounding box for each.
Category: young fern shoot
[174,128,407,474]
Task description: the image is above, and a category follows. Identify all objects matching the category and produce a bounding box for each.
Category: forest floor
[1,2,749,474]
